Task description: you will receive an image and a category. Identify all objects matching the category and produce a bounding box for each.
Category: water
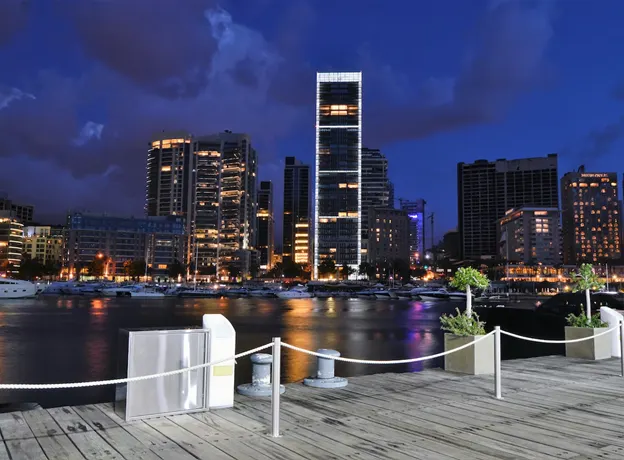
[0,296,466,408]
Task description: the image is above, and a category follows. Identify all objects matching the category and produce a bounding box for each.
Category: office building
[388,180,395,209]
[257,181,274,270]
[497,207,561,266]
[361,148,390,256]
[399,199,426,265]
[314,71,362,279]
[457,154,558,260]
[561,169,621,264]
[443,229,461,260]
[283,157,311,265]
[0,212,24,275]
[367,208,410,264]
[65,213,186,280]
[23,226,64,266]
[0,195,34,224]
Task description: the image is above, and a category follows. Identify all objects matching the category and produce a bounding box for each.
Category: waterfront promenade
[0,355,623,459]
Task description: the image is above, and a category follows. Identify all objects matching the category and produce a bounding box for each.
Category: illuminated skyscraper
[361,148,390,258]
[561,168,621,264]
[257,181,274,270]
[283,157,310,265]
[314,72,362,279]
[399,199,426,265]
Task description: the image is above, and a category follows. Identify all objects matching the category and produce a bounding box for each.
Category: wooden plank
[122,422,199,460]
[188,411,257,436]
[48,407,91,434]
[5,438,47,460]
[145,418,234,459]
[73,406,119,431]
[37,434,86,460]
[96,426,162,460]
[69,431,123,460]
[22,409,62,438]
[0,444,9,460]
[0,412,35,440]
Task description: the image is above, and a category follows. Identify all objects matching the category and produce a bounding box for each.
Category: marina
[0,355,622,459]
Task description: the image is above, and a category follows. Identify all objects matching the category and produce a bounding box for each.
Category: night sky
[1,0,624,243]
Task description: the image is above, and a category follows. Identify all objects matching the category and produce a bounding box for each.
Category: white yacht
[0,279,38,299]
[411,287,450,301]
[102,284,164,298]
[276,286,312,299]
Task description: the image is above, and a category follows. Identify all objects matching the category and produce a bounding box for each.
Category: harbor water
[0,296,549,409]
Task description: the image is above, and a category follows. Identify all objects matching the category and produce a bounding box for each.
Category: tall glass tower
[314,72,362,279]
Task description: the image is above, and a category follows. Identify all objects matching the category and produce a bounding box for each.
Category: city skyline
[1,1,624,240]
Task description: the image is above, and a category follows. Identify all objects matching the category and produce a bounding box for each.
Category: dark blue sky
[1,0,623,242]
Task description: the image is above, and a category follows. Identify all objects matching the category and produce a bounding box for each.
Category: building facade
[283,157,310,265]
[314,71,362,279]
[561,169,621,264]
[23,226,64,266]
[0,212,24,275]
[367,208,410,264]
[257,181,274,270]
[65,213,186,280]
[457,154,559,261]
[399,199,426,266]
[361,148,390,257]
[497,207,561,266]
[0,196,34,224]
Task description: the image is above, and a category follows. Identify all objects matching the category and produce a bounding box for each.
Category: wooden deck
[1,356,624,459]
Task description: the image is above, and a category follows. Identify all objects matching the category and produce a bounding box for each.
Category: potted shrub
[441,268,493,375]
[565,264,610,360]
[565,312,610,360]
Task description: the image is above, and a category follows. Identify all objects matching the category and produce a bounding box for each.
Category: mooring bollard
[237,353,285,397]
[303,349,348,388]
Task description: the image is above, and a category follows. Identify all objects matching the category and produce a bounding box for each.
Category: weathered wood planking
[2,355,624,459]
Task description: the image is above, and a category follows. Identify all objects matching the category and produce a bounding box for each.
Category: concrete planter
[564,327,611,360]
[444,333,494,375]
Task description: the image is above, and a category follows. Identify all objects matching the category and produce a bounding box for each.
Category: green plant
[566,312,608,328]
[440,308,486,336]
[572,263,605,318]
[449,267,490,317]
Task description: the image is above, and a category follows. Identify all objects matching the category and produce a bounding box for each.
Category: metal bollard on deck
[494,326,502,399]
[303,349,348,388]
[237,352,285,398]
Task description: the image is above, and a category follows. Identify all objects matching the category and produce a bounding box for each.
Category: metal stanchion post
[620,322,624,378]
[271,337,281,437]
[494,326,502,399]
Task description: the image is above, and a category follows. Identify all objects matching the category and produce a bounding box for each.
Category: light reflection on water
[0,296,458,408]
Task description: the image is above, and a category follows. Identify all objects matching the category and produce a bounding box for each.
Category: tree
[449,267,489,317]
[250,262,260,279]
[341,265,355,280]
[318,258,336,277]
[124,259,146,280]
[392,258,411,282]
[358,262,376,280]
[228,265,241,280]
[267,262,283,278]
[283,260,303,278]
[573,263,604,318]
[87,256,108,277]
[167,259,186,279]
[18,257,47,280]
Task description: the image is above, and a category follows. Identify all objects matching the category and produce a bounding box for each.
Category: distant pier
[0,355,622,459]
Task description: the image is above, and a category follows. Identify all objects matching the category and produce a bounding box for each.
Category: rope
[0,343,273,390]
[500,325,619,344]
[282,331,495,364]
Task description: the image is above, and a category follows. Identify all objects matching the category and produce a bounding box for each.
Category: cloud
[61,0,219,98]
[0,86,35,110]
[0,0,29,45]
[573,116,624,162]
[73,121,105,147]
[365,0,554,145]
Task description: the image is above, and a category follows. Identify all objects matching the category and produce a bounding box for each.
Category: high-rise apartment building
[314,72,362,279]
[257,181,274,270]
[283,157,310,265]
[146,131,258,278]
[0,195,34,224]
[367,208,410,264]
[457,154,558,260]
[146,132,195,230]
[361,148,390,257]
[561,169,621,264]
[23,226,64,266]
[497,207,561,266]
[388,180,395,209]
[399,199,426,265]
[0,211,24,275]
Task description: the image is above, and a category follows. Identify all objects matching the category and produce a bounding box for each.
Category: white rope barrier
[0,343,274,390]
[282,331,495,364]
[500,325,619,344]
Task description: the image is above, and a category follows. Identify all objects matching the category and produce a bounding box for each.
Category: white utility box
[202,314,236,408]
[600,306,623,357]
